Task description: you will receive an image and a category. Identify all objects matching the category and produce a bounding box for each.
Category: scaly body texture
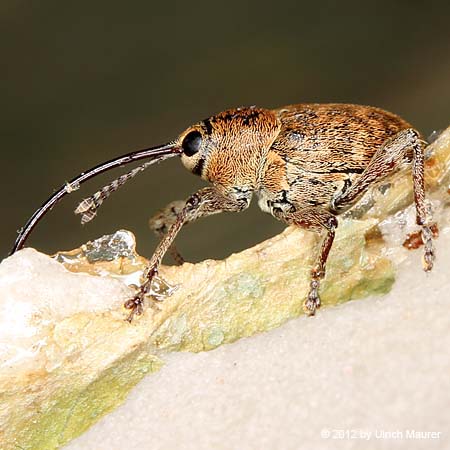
[260,104,411,213]
[11,103,435,319]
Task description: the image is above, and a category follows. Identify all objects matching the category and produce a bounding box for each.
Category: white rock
[66,229,450,450]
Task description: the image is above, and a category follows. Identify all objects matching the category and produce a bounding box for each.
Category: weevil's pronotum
[11,104,436,320]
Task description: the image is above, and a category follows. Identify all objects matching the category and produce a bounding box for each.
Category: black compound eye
[182,130,202,157]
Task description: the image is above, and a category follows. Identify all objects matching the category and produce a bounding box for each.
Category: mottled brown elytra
[11,104,435,321]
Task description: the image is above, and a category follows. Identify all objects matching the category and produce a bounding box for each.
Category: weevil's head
[178,107,280,191]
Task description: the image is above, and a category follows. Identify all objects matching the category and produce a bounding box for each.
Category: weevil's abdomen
[258,103,415,211]
[272,103,413,170]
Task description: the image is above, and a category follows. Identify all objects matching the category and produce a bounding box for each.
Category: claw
[124,293,145,322]
[303,279,321,316]
[123,266,161,322]
[421,225,436,272]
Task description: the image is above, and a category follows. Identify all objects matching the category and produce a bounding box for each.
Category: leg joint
[326,215,338,230]
[185,193,201,210]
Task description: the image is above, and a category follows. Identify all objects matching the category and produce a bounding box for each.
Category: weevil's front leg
[274,207,338,316]
[125,187,250,321]
[331,128,435,271]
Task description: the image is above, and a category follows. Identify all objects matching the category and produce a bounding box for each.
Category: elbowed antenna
[10,143,182,255]
[74,158,162,225]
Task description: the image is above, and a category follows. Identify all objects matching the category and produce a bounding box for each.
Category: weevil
[11,103,436,321]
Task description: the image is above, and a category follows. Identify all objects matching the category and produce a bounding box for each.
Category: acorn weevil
[11,103,436,321]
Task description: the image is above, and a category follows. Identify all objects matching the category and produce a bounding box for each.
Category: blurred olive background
[2,0,450,262]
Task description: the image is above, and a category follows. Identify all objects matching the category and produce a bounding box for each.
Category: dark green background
[2,0,449,262]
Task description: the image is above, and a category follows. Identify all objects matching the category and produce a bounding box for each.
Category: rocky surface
[0,126,449,449]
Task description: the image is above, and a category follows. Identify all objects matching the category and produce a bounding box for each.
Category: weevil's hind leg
[331,128,435,271]
[149,200,187,265]
[275,208,338,316]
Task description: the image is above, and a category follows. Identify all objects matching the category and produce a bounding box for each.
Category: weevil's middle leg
[304,218,337,315]
[275,207,338,316]
[331,128,435,271]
